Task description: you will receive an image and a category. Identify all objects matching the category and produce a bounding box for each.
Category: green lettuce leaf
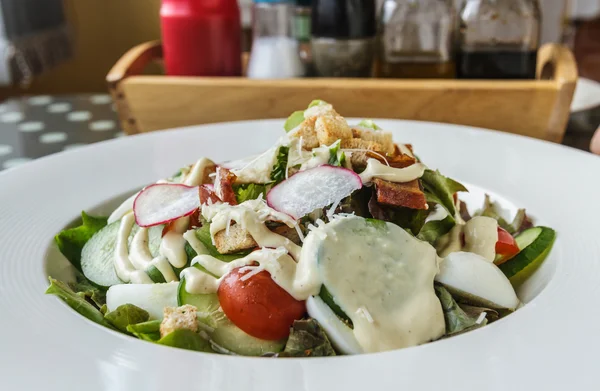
[459,304,500,323]
[357,119,382,130]
[327,140,346,167]
[308,99,329,108]
[127,320,162,341]
[418,215,455,244]
[46,278,114,329]
[232,183,269,204]
[278,319,336,357]
[157,329,213,352]
[70,270,106,308]
[191,223,251,262]
[476,195,532,234]
[270,146,289,184]
[284,111,305,132]
[104,304,150,333]
[421,170,467,218]
[55,212,108,271]
[435,285,482,336]
[284,100,330,132]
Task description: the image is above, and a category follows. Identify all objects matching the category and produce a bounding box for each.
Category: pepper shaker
[311,0,377,77]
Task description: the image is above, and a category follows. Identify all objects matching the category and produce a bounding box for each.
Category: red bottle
[160,0,242,76]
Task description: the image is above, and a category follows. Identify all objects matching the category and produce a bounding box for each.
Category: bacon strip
[374,178,428,210]
[215,167,238,205]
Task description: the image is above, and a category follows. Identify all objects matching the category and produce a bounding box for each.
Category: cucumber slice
[128,224,178,284]
[81,221,123,288]
[106,282,179,320]
[178,275,285,356]
[499,227,556,283]
[319,285,352,327]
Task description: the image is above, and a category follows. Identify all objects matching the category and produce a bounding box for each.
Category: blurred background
[0,0,598,170]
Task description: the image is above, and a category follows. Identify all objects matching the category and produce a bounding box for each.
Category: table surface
[0,94,598,171]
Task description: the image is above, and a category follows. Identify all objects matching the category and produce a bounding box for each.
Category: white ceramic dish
[1,119,599,391]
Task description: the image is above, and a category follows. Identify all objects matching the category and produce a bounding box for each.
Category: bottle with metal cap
[311,0,377,77]
[247,0,306,78]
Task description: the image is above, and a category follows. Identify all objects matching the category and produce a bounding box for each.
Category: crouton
[374,178,428,210]
[289,117,320,150]
[341,138,386,170]
[214,223,257,254]
[160,304,199,338]
[315,115,353,146]
[352,128,395,155]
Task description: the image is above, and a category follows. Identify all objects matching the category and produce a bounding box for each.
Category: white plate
[1,119,599,391]
[571,77,600,113]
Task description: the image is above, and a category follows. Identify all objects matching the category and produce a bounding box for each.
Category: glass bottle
[311,0,377,78]
[294,0,313,74]
[457,0,541,79]
[378,0,456,79]
[247,0,305,79]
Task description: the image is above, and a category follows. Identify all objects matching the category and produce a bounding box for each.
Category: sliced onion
[133,183,200,227]
[267,165,362,219]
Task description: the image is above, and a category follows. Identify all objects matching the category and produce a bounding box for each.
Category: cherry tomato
[218,267,306,340]
[495,227,520,264]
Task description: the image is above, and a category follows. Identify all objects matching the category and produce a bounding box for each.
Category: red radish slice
[134,183,200,227]
[267,165,362,219]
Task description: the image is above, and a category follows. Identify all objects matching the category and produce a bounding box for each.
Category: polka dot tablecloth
[0,94,596,171]
[0,94,124,170]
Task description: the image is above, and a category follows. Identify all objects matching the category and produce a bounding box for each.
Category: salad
[47,101,556,356]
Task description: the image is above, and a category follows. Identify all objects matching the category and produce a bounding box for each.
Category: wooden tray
[107,41,577,142]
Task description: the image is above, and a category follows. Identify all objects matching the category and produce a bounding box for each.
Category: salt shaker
[247,0,305,79]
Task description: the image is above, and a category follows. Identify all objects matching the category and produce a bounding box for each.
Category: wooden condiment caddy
[107,41,577,142]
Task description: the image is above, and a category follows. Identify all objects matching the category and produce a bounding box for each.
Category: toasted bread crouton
[315,115,352,146]
[352,128,395,155]
[374,178,428,210]
[289,117,320,150]
[341,138,385,170]
[214,223,257,254]
[160,305,199,338]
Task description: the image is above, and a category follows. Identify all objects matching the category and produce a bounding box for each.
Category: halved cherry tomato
[495,227,520,264]
[218,267,306,340]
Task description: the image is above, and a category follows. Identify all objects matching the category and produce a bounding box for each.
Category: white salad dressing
[359,158,427,184]
[436,216,499,261]
[183,247,322,300]
[112,157,214,284]
[113,213,153,284]
[223,146,279,184]
[202,198,302,260]
[309,216,445,353]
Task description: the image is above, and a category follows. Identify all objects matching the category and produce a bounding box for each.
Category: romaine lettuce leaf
[418,215,455,244]
[357,119,382,130]
[277,319,336,357]
[284,111,305,132]
[157,329,213,352]
[70,270,106,308]
[232,183,268,204]
[46,278,114,329]
[284,100,330,132]
[55,212,108,271]
[476,195,533,234]
[270,146,289,184]
[327,140,346,167]
[435,285,483,336]
[104,304,150,333]
[127,320,162,341]
[421,170,467,218]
